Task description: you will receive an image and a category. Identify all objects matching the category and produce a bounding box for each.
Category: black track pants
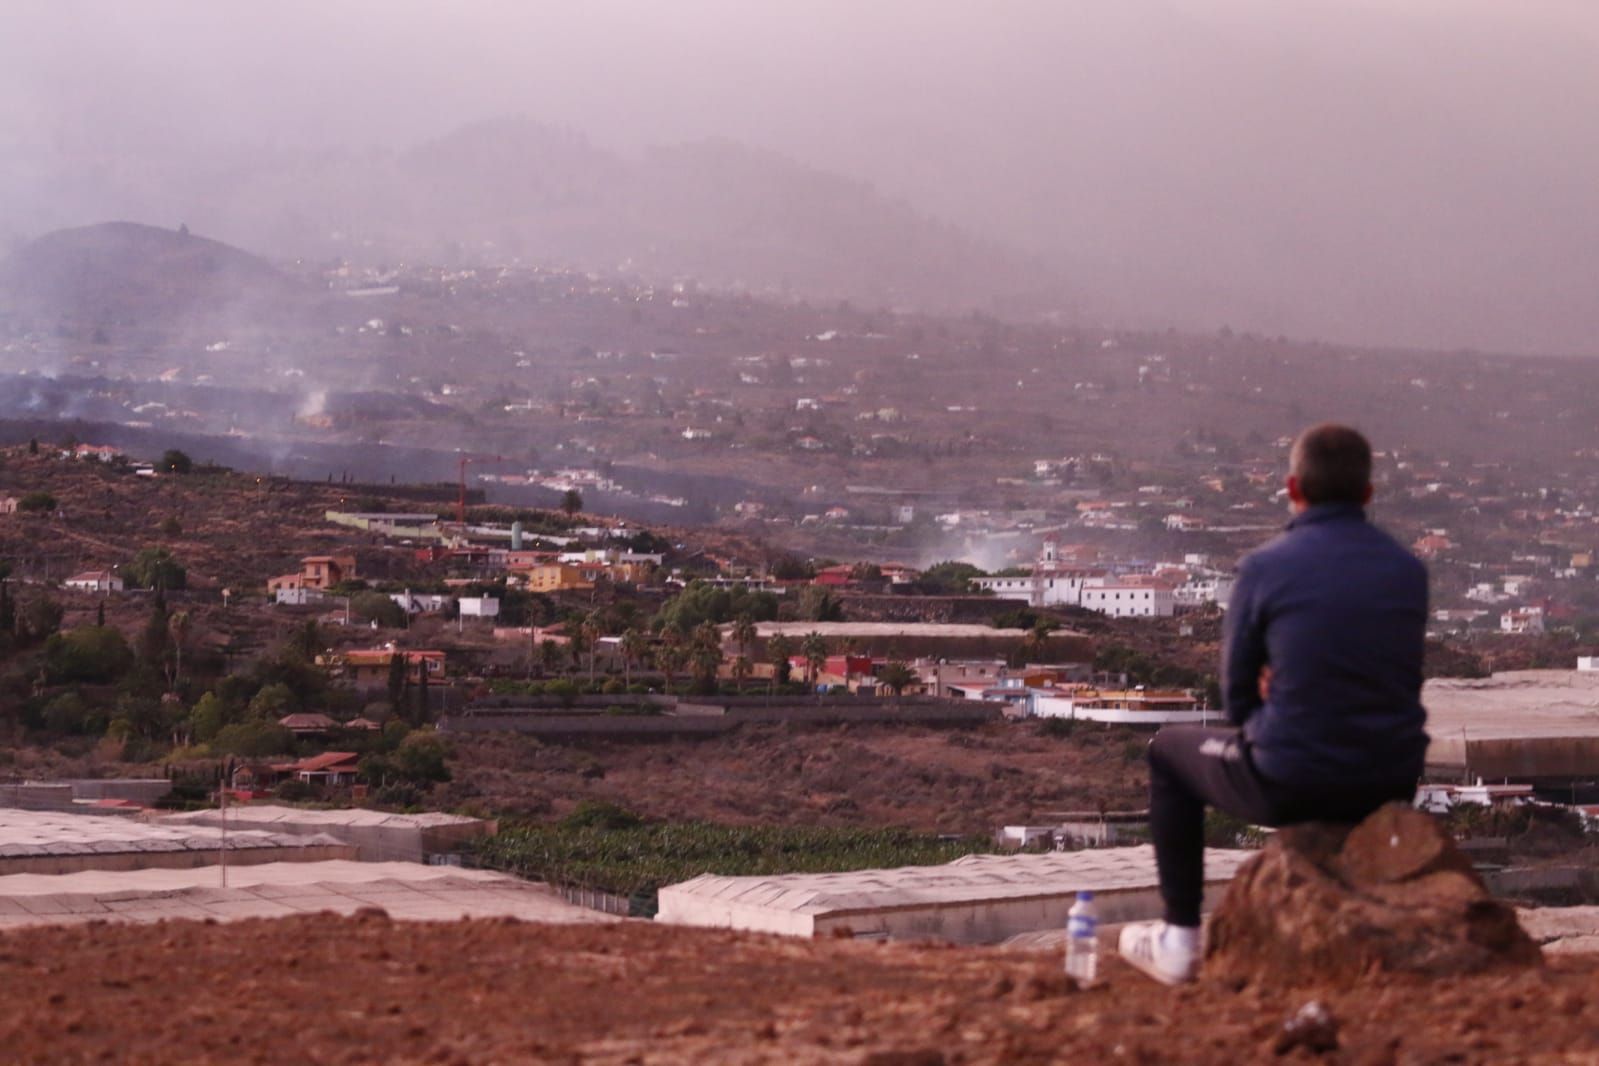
[1147,726,1416,928]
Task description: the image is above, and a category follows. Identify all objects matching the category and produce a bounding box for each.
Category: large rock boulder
[1205,802,1541,983]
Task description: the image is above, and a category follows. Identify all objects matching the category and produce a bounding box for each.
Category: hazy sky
[4,1,1598,354]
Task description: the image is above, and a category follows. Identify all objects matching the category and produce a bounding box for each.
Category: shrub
[1037,716,1076,738]
[16,492,55,513]
[43,625,131,682]
[210,720,295,757]
[561,800,644,831]
[158,449,193,475]
[125,547,186,590]
[42,691,102,735]
[545,679,580,708]
[246,682,297,719]
[274,779,318,802]
[349,591,405,628]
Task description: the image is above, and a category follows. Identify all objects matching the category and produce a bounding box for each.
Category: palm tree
[166,610,191,693]
[1023,619,1056,665]
[801,631,828,690]
[731,654,753,691]
[561,488,583,517]
[619,628,648,687]
[767,633,793,695]
[732,614,757,662]
[689,621,723,693]
[581,611,603,683]
[879,661,917,702]
[539,638,563,678]
[657,643,685,692]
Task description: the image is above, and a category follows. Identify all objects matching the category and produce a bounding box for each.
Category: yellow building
[521,563,598,593]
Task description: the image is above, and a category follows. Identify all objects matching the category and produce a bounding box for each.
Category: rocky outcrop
[1206,802,1541,983]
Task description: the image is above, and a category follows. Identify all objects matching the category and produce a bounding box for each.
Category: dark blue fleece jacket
[1223,503,1429,788]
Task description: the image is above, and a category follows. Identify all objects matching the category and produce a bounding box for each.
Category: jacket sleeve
[1222,556,1266,725]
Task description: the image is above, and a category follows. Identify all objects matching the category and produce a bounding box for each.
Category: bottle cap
[1076,890,1094,901]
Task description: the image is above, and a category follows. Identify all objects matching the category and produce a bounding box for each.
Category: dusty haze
[4,0,1597,354]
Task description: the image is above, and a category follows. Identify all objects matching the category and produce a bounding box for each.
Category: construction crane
[456,453,505,524]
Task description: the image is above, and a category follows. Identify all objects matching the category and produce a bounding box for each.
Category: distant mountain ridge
[6,118,1063,316]
[0,221,296,326]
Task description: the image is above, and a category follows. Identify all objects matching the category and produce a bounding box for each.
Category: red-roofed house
[285,751,361,786]
[268,555,356,596]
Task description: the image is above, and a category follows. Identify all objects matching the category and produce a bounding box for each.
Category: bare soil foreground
[3,913,1594,1064]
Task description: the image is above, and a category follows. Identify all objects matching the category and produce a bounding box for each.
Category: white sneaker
[1118,921,1200,986]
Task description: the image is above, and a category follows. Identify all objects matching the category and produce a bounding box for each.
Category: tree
[387,652,409,718]
[561,488,583,517]
[158,449,193,475]
[17,595,63,644]
[732,614,758,661]
[291,619,322,662]
[879,661,917,699]
[188,692,228,743]
[769,555,813,581]
[138,592,170,668]
[767,633,793,694]
[797,586,844,622]
[689,621,723,693]
[581,611,603,683]
[166,610,192,692]
[1022,619,1056,664]
[656,642,685,692]
[801,631,828,689]
[539,638,564,678]
[43,626,133,684]
[247,682,297,720]
[350,591,405,628]
[27,438,37,456]
[415,653,430,723]
[654,582,778,632]
[126,547,186,590]
[731,654,753,690]
[619,628,647,687]
[393,730,451,784]
[211,720,295,757]
[915,561,984,595]
[17,492,55,514]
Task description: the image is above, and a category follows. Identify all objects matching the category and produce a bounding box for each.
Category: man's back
[1225,501,1429,789]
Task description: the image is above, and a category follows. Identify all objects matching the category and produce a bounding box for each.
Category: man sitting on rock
[1118,423,1429,985]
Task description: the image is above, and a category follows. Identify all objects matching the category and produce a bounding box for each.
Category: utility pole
[218,759,229,888]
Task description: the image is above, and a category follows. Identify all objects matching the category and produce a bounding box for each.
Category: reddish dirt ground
[1,913,1593,1064]
[445,721,1152,832]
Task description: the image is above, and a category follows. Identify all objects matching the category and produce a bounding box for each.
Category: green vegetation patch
[471,811,994,916]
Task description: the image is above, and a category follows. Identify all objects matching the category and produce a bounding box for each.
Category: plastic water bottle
[1065,890,1098,984]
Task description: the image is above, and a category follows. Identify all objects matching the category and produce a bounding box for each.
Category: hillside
[12,120,1058,316]
[0,221,299,329]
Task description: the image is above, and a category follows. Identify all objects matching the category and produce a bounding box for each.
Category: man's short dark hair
[1290,424,1372,505]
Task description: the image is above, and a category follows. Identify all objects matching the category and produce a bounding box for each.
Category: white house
[392,592,453,615]
[1173,576,1235,610]
[1578,657,1599,672]
[1501,607,1545,634]
[1029,687,1210,726]
[1079,582,1175,618]
[459,597,501,618]
[64,570,123,594]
